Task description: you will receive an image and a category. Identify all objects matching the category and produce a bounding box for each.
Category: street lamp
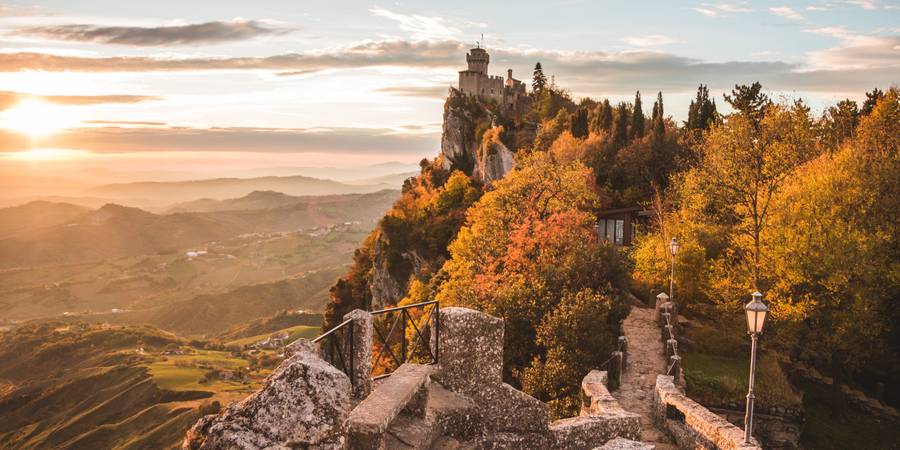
[743,291,768,444]
[669,237,679,304]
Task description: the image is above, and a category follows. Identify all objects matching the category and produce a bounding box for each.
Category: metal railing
[312,317,355,386]
[307,300,440,387]
[371,300,439,380]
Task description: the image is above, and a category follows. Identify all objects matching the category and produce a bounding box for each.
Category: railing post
[609,351,623,391]
[669,355,682,383]
[343,309,373,399]
[666,339,678,359]
[618,336,628,370]
[401,310,408,363]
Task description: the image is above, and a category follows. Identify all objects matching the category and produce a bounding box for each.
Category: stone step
[385,414,439,449]
[429,436,479,450]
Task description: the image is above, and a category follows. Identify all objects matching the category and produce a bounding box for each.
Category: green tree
[570,106,589,138]
[860,87,884,116]
[611,102,629,148]
[532,62,548,93]
[652,91,665,141]
[597,99,613,132]
[631,90,645,139]
[724,82,770,129]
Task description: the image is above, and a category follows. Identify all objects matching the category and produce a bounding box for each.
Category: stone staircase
[383,383,481,449]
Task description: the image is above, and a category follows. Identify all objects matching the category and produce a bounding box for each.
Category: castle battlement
[458,45,527,110]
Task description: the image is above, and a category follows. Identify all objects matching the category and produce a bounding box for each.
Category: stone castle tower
[457,44,526,109]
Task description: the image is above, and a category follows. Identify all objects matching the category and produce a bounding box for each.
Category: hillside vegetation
[0,324,266,450]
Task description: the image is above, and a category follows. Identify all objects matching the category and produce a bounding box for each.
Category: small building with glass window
[595,207,652,246]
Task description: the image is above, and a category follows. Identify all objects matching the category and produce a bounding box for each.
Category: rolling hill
[0,324,249,450]
[88,175,393,205]
[0,190,399,269]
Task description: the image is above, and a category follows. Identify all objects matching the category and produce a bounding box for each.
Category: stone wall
[708,406,802,450]
[653,375,761,450]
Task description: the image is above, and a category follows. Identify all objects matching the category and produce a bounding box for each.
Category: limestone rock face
[440,88,515,186]
[440,91,480,173]
[183,339,351,450]
[473,137,515,186]
[369,237,404,310]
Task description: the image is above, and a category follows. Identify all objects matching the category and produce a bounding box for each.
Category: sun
[1,99,80,138]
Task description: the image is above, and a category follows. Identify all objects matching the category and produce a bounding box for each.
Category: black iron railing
[371,300,439,379]
[307,300,440,387]
[312,317,354,386]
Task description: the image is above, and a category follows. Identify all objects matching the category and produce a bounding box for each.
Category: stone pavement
[611,306,677,450]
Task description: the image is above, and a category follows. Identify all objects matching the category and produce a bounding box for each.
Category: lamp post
[744,291,768,444]
[669,237,679,304]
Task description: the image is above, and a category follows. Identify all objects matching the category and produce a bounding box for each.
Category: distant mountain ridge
[0,189,399,268]
[88,175,396,205]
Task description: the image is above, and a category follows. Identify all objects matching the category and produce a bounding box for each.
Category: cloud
[692,7,719,16]
[692,3,753,17]
[0,91,161,111]
[0,125,438,155]
[13,20,289,46]
[804,27,900,70]
[713,3,753,13]
[847,0,878,9]
[806,5,829,11]
[0,4,50,17]
[375,85,450,99]
[621,35,680,47]
[769,7,804,20]
[0,40,467,73]
[369,7,460,40]
[0,38,894,97]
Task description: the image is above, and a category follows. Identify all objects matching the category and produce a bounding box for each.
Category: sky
[0,0,896,172]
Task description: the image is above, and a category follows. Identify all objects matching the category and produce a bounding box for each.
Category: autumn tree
[680,96,818,294]
[436,151,628,418]
[766,88,900,409]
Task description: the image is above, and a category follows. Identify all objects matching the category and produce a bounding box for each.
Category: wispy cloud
[847,0,879,9]
[769,6,804,20]
[0,125,438,154]
[369,7,460,40]
[692,7,719,17]
[12,20,289,46]
[0,91,161,111]
[804,26,900,70]
[621,35,680,47]
[692,3,753,17]
[375,85,449,99]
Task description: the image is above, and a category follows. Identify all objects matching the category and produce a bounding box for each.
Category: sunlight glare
[1,100,80,138]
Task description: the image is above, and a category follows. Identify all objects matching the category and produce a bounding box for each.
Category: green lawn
[682,351,802,410]
[225,325,320,348]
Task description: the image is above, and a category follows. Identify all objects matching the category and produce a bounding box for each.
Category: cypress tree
[612,102,629,147]
[631,91,644,138]
[653,92,665,138]
[571,107,589,138]
[532,63,547,93]
[599,99,613,131]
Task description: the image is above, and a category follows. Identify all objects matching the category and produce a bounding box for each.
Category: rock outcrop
[440,88,516,186]
[183,340,351,450]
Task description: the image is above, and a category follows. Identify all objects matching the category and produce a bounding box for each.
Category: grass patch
[148,350,258,393]
[682,351,802,410]
[225,325,320,348]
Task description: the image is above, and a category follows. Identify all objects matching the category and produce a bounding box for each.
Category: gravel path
[612,306,677,449]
